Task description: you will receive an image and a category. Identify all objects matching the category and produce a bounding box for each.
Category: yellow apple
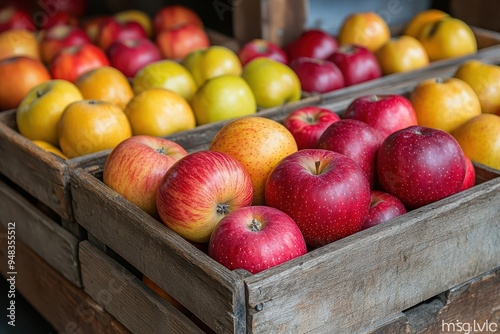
[16,79,83,146]
[209,116,298,204]
[452,114,500,170]
[410,77,481,133]
[242,58,301,109]
[404,9,449,38]
[376,35,429,75]
[0,29,40,61]
[338,12,390,52]
[32,140,68,159]
[182,46,242,87]
[125,88,196,136]
[191,75,256,125]
[453,60,500,114]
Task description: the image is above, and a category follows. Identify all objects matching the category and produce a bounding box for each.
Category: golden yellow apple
[404,9,449,38]
[32,140,68,159]
[338,12,390,52]
[0,29,40,61]
[376,35,429,75]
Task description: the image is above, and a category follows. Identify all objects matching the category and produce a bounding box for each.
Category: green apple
[242,58,301,109]
[191,75,257,125]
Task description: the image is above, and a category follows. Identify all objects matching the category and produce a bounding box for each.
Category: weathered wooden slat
[0,178,81,287]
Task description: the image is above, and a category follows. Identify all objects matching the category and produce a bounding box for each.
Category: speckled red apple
[361,190,407,230]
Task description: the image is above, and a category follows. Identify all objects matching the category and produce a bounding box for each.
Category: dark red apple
[238,39,288,66]
[289,57,345,94]
[285,29,338,61]
[343,94,418,141]
[107,38,162,78]
[96,17,147,51]
[361,190,407,230]
[265,149,371,247]
[283,106,340,150]
[461,155,476,191]
[376,126,467,209]
[328,44,381,86]
[0,6,35,32]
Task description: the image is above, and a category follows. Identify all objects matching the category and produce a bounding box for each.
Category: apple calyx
[216,203,230,216]
[156,146,166,155]
[434,77,445,84]
[36,89,45,98]
[338,44,357,55]
[249,218,263,232]
[368,95,380,102]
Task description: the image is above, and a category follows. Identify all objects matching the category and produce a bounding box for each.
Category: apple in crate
[153,5,203,35]
[0,6,35,32]
[265,149,371,247]
[283,106,340,150]
[156,23,210,61]
[157,151,253,243]
[208,206,307,274]
[39,25,91,64]
[96,17,147,51]
[328,45,381,86]
[289,57,345,94]
[461,155,476,191]
[238,39,288,66]
[343,94,418,141]
[285,29,338,61]
[107,37,162,78]
[377,126,467,209]
[361,191,407,230]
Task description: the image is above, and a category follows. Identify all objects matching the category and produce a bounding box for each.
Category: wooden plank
[360,312,410,334]
[244,167,500,333]
[260,0,307,46]
[79,241,205,334]
[0,229,127,334]
[0,178,81,287]
[71,168,247,334]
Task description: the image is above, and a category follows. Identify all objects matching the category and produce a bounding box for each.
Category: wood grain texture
[0,229,130,334]
[80,241,205,334]
[0,179,81,287]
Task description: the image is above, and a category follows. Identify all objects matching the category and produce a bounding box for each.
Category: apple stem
[315,160,321,175]
[36,89,44,98]
[216,203,230,216]
[156,146,166,155]
[435,77,444,84]
[368,95,379,102]
[250,219,262,232]
[88,100,98,105]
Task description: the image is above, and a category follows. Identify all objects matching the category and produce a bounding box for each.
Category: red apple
[208,206,307,274]
[82,15,109,42]
[103,135,188,218]
[107,38,162,78]
[328,44,381,86]
[40,24,91,64]
[156,150,253,243]
[50,43,109,83]
[156,23,210,60]
[377,126,467,209]
[316,119,382,188]
[343,94,418,141]
[289,56,345,94]
[0,6,35,32]
[285,29,338,61]
[461,155,476,191]
[265,149,371,247]
[40,11,79,30]
[283,106,340,150]
[238,39,288,66]
[153,5,203,35]
[361,190,407,230]
[96,17,147,51]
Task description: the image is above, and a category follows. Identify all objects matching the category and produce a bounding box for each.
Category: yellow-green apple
[461,155,476,191]
[96,17,147,51]
[190,75,256,125]
[288,57,345,94]
[0,6,35,32]
[153,5,203,35]
[328,45,381,86]
[282,106,340,150]
[451,113,500,170]
[237,39,288,66]
[343,94,418,141]
[0,28,40,60]
[103,135,188,218]
[114,9,152,37]
[40,24,91,64]
[417,17,477,61]
[337,12,390,52]
[132,60,197,102]
[453,60,500,114]
[404,9,449,38]
[377,126,467,209]
[0,56,51,111]
[50,43,110,83]
[242,58,301,109]
[106,37,161,78]
[209,116,298,205]
[182,45,242,87]
[208,206,307,274]
[156,23,210,60]
[409,77,481,133]
[360,190,407,230]
[284,29,338,61]
[316,119,382,188]
[156,150,253,243]
[375,35,429,75]
[125,88,196,136]
[265,149,371,247]
[16,79,83,145]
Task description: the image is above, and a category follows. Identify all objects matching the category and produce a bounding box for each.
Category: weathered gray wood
[0,179,81,287]
[79,241,205,334]
[71,169,246,334]
[244,168,500,333]
[360,312,410,334]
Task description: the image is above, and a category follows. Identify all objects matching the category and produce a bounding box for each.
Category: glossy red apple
[289,57,345,94]
[103,135,188,218]
[361,190,407,230]
[40,24,91,64]
[40,11,79,30]
[208,206,307,274]
[265,149,371,247]
[283,106,340,150]
[157,150,253,243]
[153,5,203,35]
[328,44,381,86]
[96,17,147,51]
[461,155,476,191]
[238,39,288,66]
[107,38,162,78]
[285,29,338,61]
[156,22,210,60]
[316,119,382,188]
[0,6,35,32]
[377,126,467,209]
[343,94,418,141]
